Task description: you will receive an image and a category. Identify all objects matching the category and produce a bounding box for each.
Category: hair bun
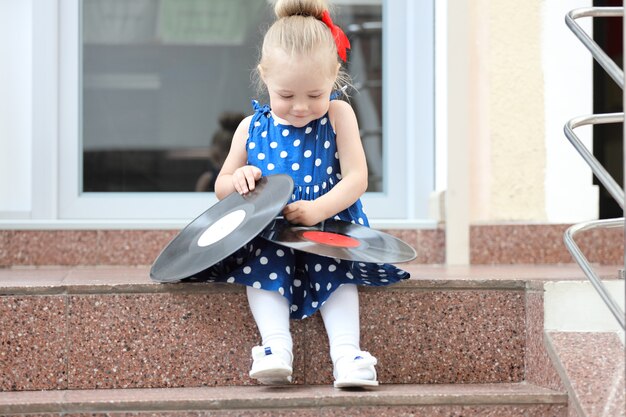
[274,0,328,19]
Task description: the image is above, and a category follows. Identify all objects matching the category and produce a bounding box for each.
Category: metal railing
[565,8,624,88]
[564,113,625,207]
[564,7,625,331]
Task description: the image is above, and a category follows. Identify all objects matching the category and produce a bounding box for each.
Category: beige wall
[468,0,547,222]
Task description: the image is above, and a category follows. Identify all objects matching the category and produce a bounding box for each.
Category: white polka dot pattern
[208,101,412,320]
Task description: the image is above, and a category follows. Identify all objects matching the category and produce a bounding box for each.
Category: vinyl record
[150,174,294,283]
[260,218,417,263]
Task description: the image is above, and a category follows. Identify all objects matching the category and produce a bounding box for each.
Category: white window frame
[40,0,435,224]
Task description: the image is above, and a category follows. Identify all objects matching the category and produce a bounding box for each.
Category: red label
[301,231,360,248]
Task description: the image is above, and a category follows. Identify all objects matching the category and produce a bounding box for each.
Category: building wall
[465,0,596,223]
[542,0,598,223]
[471,0,547,222]
[0,0,601,225]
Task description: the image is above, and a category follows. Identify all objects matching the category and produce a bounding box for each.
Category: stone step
[3,265,615,392]
[545,331,625,417]
[0,382,567,416]
[0,223,623,266]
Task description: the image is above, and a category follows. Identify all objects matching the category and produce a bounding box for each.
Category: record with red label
[150,174,294,283]
[260,218,417,263]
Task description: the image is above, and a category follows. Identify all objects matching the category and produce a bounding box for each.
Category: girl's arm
[282,100,368,225]
[214,115,262,199]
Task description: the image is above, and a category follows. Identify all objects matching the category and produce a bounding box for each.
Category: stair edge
[0,383,567,414]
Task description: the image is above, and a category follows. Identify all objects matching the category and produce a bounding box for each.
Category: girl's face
[261,49,338,128]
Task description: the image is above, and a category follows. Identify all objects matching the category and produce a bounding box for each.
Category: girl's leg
[319,283,361,363]
[320,283,378,387]
[246,286,293,383]
[246,285,292,354]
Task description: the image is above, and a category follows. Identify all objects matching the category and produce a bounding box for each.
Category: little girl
[211,0,410,388]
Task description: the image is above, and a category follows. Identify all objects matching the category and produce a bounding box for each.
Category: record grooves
[261,218,416,263]
[150,174,294,283]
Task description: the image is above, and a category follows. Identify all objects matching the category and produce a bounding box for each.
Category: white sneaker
[333,351,379,388]
[249,346,293,385]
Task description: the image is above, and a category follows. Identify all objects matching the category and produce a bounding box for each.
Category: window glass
[81,0,383,193]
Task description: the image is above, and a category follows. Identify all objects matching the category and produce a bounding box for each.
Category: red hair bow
[320,10,351,62]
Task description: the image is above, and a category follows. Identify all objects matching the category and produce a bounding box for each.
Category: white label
[197,209,247,247]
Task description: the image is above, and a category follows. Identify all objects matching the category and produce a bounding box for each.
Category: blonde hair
[255,0,352,97]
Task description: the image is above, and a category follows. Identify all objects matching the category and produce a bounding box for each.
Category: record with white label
[260,218,416,263]
[150,174,294,283]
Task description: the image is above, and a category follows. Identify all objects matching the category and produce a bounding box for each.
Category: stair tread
[1,265,613,392]
[545,331,625,417]
[1,264,622,295]
[0,383,566,413]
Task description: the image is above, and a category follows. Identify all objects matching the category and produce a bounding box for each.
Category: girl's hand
[232,165,262,195]
[282,200,325,226]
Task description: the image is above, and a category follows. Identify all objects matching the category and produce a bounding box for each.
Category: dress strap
[330,86,349,101]
[249,100,271,141]
[251,99,271,116]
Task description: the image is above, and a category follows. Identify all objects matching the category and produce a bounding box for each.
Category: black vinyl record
[260,218,417,263]
[150,174,294,283]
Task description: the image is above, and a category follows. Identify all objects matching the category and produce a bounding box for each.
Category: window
[57,0,434,221]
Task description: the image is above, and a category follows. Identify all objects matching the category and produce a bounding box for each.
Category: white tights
[246,283,361,365]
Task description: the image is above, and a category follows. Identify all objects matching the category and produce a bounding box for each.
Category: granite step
[0,223,623,266]
[2,264,617,392]
[545,331,625,417]
[0,382,567,416]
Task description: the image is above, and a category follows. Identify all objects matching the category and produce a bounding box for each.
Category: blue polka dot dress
[191,100,410,319]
